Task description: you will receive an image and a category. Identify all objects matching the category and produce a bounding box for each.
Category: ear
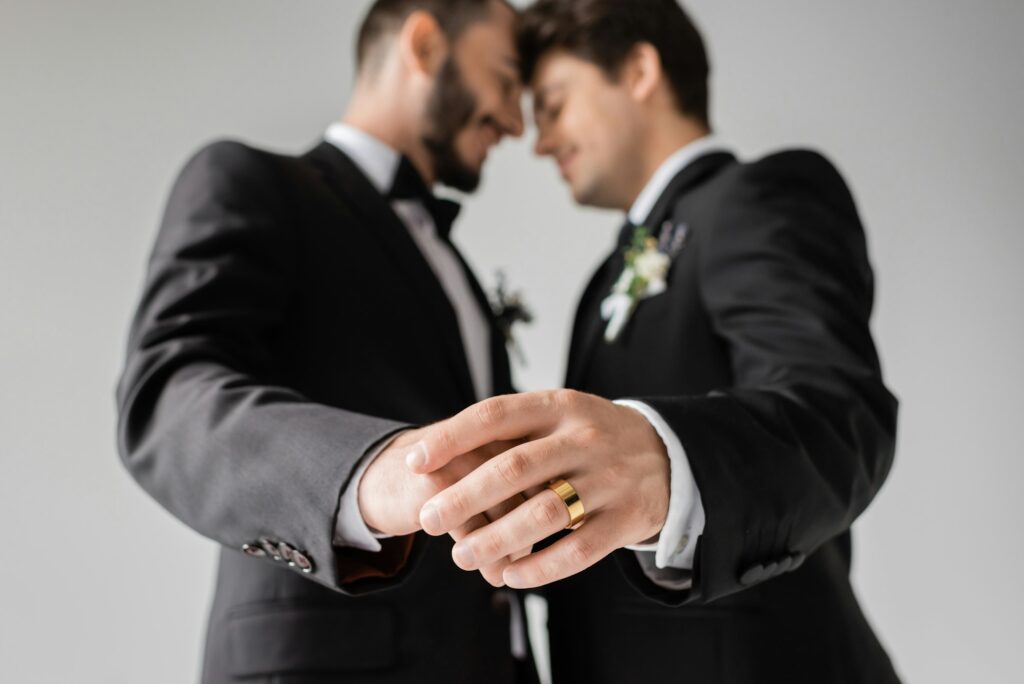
[398,10,449,77]
[623,42,663,104]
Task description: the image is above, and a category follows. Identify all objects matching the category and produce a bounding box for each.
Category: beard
[422,58,482,193]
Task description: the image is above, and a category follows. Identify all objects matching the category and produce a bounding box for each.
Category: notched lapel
[567,152,736,388]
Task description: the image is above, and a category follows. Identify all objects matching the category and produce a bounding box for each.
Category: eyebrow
[532,83,566,115]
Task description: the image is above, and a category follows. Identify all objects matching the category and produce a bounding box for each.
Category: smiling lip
[557,150,577,178]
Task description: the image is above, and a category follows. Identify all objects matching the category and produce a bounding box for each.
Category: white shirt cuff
[332,432,405,551]
[615,399,705,570]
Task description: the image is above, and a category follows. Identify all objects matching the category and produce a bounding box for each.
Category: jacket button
[241,543,266,558]
[739,564,765,586]
[290,550,315,574]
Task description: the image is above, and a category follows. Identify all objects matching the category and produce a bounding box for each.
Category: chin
[571,178,601,208]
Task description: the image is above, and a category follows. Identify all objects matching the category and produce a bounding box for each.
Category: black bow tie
[387,156,462,241]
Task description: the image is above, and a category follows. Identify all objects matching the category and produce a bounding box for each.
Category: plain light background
[2,0,1022,681]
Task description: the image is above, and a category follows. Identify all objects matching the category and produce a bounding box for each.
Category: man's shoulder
[743,147,847,185]
[167,139,323,209]
[683,147,856,221]
[729,148,854,202]
[180,138,302,179]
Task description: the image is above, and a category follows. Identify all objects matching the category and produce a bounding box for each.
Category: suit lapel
[566,152,737,389]
[449,249,515,396]
[305,141,477,404]
[565,252,619,389]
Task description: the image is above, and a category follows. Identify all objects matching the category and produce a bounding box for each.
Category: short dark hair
[356,0,510,71]
[517,0,710,126]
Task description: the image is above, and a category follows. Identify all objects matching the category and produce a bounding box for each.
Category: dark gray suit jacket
[117,140,522,683]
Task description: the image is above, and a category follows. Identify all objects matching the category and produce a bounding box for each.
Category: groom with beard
[117,1,544,682]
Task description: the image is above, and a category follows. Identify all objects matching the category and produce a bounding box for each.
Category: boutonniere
[601,221,689,343]
[491,270,534,365]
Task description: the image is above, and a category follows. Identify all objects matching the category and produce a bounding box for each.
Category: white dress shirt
[325,122,492,552]
[617,135,730,571]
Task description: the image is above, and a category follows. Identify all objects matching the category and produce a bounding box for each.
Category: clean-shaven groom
[117,1,545,682]
[408,0,903,682]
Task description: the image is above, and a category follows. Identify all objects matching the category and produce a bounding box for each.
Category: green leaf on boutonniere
[602,224,673,343]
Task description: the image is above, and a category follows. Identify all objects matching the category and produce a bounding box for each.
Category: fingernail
[452,544,476,569]
[406,443,427,470]
[503,567,524,588]
[420,503,441,534]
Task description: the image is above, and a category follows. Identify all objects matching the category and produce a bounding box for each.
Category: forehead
[455,3,518,55]
[530,50,603,94]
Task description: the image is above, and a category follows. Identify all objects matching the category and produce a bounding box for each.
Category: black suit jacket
[116,140,524,683]
[551,150,901,683]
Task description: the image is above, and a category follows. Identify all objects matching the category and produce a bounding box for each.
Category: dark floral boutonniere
[491,270,534,365]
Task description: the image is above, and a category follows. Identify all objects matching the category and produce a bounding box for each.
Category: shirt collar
[627,134,731,225]
[324,122,401,195]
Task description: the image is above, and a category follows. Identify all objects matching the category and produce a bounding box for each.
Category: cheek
[570,108,612,168]
[453,129,477,157]
[452,127,487,167]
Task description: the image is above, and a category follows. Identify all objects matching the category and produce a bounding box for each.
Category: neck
[343,80,437,186]
[623,116,710,211]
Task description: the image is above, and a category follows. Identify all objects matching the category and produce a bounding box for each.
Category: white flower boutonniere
[601,225,674,343]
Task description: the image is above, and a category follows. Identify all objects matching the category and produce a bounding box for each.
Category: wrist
[358,428,423,536]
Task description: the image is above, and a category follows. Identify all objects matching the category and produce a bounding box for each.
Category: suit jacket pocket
[228,602,397,678]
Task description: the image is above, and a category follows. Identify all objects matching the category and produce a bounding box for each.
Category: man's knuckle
[533,496,565,528]
[494,450,528,487]
[574,423,604,447]
[480,531,505,559]
[601,456,626,484]
[552,389,578,411]
[446,488,469,517]
[434,425,457,456]
[568,536,595,566]
[537,390,558,411]
[538,559,560,583]
[476,398,506,428]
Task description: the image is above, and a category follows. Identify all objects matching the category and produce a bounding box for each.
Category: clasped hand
[391,390,670,588]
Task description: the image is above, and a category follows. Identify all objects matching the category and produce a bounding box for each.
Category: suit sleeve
[626,151,898,605]
[116,141,416,595]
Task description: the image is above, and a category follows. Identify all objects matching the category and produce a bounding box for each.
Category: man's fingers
[501,514,619,589]
[509,546,532,562]
[406,391,573,474]
[420,434,583,535]
[451,513,507,587]
[451,489,570,571]
[450,492,528,586]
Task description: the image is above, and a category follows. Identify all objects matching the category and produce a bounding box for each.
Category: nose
[533,124,554,158]
[499,97,525,139]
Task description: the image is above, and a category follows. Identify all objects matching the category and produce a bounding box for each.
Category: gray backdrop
[2,1,1022,681]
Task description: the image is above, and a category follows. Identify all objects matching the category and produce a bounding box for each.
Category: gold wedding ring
[547,479,586,529]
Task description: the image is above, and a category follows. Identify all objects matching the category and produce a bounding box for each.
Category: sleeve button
[290,550,315,574]
[242,543,266,558]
